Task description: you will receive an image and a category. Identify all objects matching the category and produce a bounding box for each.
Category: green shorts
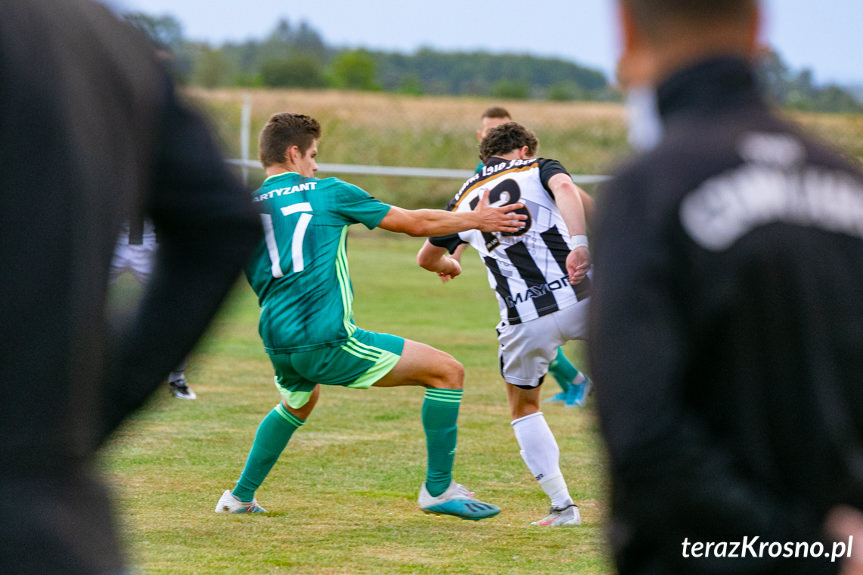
[269,328,405,409]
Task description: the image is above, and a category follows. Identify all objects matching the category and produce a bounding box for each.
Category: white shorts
[496,300,589,389]
[109,241,157,284]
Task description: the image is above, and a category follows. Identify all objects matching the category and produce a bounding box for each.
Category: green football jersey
[246,172,391,353]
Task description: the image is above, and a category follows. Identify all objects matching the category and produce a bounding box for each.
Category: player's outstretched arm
[549,173,590,285]
[417,240,462,283]
[378,189,526,237]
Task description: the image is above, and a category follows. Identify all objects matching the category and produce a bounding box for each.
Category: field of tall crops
[188,87,863,209]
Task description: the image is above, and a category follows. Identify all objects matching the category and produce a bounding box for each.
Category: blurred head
[478,106,512,142]
[479,122,538,164]
[259,113,321,177]
[617,0,760,87]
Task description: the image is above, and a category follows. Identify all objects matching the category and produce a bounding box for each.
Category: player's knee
[510,401,540,420]
[281,385,320,420]
[426,352,463,390]
[507,385,541,419]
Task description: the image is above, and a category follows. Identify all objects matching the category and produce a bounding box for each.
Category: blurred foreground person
[109,218,197,400]
[0,2,261,574]
[591,1,863,574]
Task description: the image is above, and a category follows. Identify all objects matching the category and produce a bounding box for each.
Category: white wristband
[571,235,589,249]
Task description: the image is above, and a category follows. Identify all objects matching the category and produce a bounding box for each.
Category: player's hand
[474,189,527,233]
[566,246,590,285]
[437,256,462,283]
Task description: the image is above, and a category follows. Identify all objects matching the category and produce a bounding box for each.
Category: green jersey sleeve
[331,179,391,229]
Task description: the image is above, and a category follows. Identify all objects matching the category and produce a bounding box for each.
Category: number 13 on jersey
[262,202,313,277]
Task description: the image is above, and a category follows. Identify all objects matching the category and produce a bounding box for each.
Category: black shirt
[590,56,863,575]
[0,2,261,573]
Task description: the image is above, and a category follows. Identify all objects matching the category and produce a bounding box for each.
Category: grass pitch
[102,231,612,574]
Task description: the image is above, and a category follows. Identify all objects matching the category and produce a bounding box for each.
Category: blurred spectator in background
[110,218,197,400]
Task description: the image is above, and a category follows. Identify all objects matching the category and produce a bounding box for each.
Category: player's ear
[286,145,301,165]
[519,146,530,159]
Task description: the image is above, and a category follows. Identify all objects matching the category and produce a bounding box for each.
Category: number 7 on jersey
[261,202,313,277]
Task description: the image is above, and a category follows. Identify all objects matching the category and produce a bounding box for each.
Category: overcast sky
[109,0,862,86]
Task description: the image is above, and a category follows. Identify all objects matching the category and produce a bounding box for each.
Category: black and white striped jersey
[430,156,590,325]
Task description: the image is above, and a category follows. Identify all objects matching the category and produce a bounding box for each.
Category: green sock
[422,388,463,497]
[233,404,303,502]
[548,347,579,393]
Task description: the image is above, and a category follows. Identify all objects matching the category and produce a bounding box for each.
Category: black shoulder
[538,158,569,193]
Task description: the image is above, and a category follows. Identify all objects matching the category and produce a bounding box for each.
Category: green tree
[192,46,230,88]
[546,81,583,101]
[373,48,609,98]
[268,19,293,43]
[260,56,326,88]
[293,21,327,61]
[124,12,184,51]
[757,48,862,113]
[811,86,863,114]
[123,12,193,82]
[256,18,328,68]
[492,79,530,100]
[330,50,380,91]
[221,40,264,86]
[398,75,423,96]
[757,48,792,104]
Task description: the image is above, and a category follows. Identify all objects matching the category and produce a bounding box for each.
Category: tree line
[126,12,862,113]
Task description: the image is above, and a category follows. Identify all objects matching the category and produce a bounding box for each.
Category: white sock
[511,412,572,508]
[539,475,572,509]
